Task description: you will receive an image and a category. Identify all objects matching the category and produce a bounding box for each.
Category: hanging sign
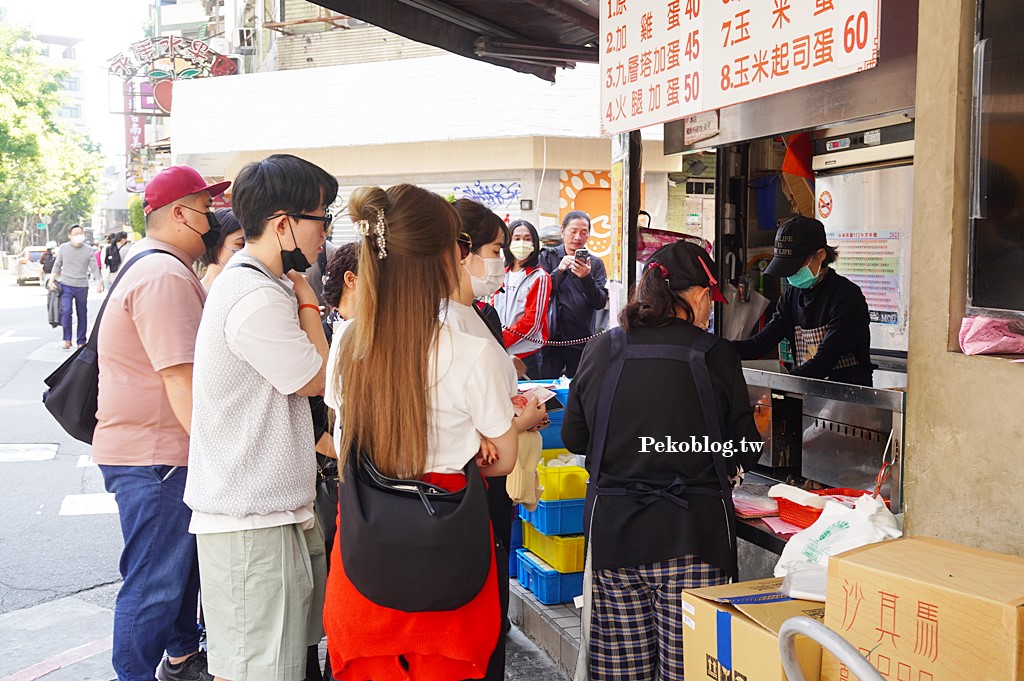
[600,0,880,135]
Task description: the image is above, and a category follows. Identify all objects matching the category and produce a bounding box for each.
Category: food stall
[598,0,921,572]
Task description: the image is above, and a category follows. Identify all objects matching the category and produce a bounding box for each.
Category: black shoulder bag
[42,249,170,443]
[337,451,493,612]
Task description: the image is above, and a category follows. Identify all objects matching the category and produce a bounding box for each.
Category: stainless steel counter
[742,367,905,509]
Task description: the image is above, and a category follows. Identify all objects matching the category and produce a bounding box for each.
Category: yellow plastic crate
[540,448,570,461]
[522,522,585,573]
[538,459,589,501]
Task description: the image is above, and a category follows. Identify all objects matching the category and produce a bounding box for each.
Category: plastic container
[509,515,523,579]
[517,380,571,450]
[518,498,585,536]
[776,488,887,529]
[537,459,589,501]
[522,521,585,573]
[541,410,566,450]
[515,549,584,605]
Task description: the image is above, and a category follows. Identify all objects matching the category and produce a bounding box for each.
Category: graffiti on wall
[453,181,522,213]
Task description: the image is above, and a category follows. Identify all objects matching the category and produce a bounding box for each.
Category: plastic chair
[778,616,884,681]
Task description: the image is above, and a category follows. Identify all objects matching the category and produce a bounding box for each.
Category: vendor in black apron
[562,241,762,681]
[734,216,874,386]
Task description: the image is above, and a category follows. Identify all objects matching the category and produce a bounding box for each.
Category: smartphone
[574,248,589,263]
[544,394,565,413]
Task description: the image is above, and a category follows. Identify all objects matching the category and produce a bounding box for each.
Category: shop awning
[305,0,599,82]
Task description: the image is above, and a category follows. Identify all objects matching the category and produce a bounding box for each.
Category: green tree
[128,195,146,237]
[0,25,102,249]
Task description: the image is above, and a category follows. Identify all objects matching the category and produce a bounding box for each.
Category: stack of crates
[513,380,589,605]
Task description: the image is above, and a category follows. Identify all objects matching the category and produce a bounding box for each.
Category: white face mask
[509,241,534,261]
[466,254,505,297]
[70,234,85,245]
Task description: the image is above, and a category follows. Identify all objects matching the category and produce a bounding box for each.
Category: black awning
[308,0,599,82]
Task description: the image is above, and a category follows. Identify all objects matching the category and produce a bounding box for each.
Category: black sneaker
[156,651,214,681]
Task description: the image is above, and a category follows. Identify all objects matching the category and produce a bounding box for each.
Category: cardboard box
[683,578,823,681]
[822,537,1024,681]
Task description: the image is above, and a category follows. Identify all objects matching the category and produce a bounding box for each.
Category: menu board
[600,0,881,135]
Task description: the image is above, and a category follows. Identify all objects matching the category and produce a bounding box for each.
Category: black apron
[583,326,738,578]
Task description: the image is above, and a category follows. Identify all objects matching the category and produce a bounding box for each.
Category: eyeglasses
[267,211,333,233]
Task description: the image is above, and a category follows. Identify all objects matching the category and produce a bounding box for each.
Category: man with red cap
[92,165,229,681]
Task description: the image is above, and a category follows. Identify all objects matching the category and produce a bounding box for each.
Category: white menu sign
[600,0,881,135]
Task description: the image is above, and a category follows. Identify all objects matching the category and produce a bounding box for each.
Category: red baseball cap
[143,165,231,215]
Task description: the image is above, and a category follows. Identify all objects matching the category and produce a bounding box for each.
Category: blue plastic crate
[511,515,523,549]
[509,516,523,579]
[541,410,566,450]
[517,381,570,450]
[518,498,585,536]
[515,549,584,605]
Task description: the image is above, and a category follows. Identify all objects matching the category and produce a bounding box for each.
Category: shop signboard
[600,0,881,135]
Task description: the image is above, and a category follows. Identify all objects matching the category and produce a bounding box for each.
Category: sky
[4,0,151,164]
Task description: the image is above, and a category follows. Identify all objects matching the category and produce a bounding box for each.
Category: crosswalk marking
[75,455,95,468]
[0,444,58,462]
[58,493,117,516]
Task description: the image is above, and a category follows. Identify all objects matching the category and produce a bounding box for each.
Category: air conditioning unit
[237,27,255,55]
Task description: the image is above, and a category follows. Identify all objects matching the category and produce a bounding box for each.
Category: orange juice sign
[600,0,881,135]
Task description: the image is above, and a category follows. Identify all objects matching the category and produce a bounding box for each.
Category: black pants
[308,470,339,681]
[478,542,510,681]
[520,352,542,381]
[540,344,584,379]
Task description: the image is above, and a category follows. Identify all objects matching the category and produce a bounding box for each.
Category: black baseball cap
[645,240,727,303]
[765,216,828,278]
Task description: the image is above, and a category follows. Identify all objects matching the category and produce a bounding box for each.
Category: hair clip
[354,208,388,259]
[651,263,670,281]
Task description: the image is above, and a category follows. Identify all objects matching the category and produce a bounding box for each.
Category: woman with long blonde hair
[322,184,541,680]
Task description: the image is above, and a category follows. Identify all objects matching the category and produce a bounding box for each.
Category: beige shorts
[197,518,326,681]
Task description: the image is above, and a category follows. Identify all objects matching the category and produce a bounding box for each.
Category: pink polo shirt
[92,237,206,467]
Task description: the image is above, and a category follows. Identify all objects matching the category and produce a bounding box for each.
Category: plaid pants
[589,555,729,681]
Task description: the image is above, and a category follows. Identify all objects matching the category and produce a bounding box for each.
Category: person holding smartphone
[538,210,608,379]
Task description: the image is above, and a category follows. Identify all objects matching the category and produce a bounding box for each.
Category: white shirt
[441,300,518,395]
[326,319,514,474]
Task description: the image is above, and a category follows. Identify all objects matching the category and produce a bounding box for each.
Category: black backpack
[105,244,122,273]
[42,249,168,443]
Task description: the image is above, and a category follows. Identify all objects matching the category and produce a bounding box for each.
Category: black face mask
[276,222,311,273]
[182,206,221,251]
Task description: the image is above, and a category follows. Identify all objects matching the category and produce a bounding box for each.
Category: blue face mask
[787,262,821,289]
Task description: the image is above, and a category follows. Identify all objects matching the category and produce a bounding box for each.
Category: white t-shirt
[440,300,518,395]
[188,274,322,534]
[325,320,515,474]
[224,279,322,394]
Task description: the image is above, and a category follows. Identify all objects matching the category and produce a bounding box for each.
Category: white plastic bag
[774,494,902,578]
[779,562,828,602]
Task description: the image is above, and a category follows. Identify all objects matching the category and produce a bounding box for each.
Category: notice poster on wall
[827,230,901,325]
[600,0,881,135]
[816,165,913,353]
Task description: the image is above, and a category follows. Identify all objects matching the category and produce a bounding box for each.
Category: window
[62,46,76,59]
[686,179,715,195]
[64,77,80,91]
[969,0,1024,315]
[60,104,81,118]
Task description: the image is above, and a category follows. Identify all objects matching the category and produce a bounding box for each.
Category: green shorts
[197,519,326,681]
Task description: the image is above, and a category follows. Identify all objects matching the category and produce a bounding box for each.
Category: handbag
[337,451,493,612]
[42,249,170,443]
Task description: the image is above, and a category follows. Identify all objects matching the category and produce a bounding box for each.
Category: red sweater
[324,472,500,681]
